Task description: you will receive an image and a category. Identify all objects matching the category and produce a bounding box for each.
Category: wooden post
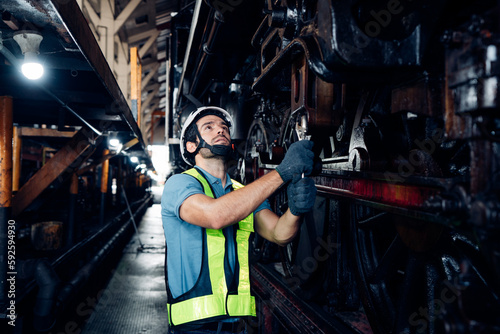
[130,47,142,127]
[99,149,110,225]
[67,173,79,246]
[12,126,21,193]
[0,96,13,304]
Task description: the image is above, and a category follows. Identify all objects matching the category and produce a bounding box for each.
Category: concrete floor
[82,204,168,334]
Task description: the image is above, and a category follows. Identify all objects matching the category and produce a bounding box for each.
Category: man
[161,106,316,333]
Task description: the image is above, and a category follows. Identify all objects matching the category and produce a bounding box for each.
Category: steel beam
[55,0,149,158]
[114,0,142,34]
[139,30,160,58]
[142,63,160,90]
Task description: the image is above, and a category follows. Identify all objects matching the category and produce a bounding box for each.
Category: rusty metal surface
[314,174,438,209]
[391,78,444,118]
[251,262,370,334]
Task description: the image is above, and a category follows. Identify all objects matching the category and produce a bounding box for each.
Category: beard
[199,147,228,162]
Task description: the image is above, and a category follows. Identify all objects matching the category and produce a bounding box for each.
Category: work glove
[276,140,314,183]
[287,177,317,216]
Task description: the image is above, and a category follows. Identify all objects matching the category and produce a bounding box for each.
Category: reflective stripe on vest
[167,168,256,326]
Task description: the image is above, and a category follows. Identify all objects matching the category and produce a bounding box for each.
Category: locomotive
[166,1,500,333]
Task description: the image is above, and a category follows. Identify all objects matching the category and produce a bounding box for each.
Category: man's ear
[186,141,198,153]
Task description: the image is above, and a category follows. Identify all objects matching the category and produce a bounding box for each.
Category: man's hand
[287,177,317,216]
[276,140,314,183]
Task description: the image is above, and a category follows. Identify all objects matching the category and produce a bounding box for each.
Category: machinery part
[253,0,446,90]
[242,119,271,184]
[350,203,500,334]
[251,262,364,333]
[279,109,326,298]
[445,15,500,115]
[241,99,286,183]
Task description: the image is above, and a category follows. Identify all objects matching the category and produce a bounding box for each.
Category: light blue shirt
[161,166,271,299]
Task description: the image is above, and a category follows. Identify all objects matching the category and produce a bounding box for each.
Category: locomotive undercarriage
[170,1,500,333]
[243,71,500,333]
[239,4,500,334]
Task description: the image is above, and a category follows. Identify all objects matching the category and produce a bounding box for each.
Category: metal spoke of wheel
[357,211,389,228]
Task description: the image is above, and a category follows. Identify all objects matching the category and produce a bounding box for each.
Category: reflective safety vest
[167,168,256,327]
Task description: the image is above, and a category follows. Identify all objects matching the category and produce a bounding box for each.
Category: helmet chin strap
[193,126,233,158]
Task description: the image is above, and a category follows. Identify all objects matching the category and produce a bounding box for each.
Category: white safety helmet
[179,106,234,166]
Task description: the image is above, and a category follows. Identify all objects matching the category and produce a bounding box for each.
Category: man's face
[195,114,231,147]
[185,114,231,158]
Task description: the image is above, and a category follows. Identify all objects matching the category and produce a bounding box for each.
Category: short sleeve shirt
[161,166,271,299]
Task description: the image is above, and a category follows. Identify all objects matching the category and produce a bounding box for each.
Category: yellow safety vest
[167,168,256,327]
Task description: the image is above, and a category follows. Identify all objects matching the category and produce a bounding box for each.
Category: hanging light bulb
[108,131,122,151]
[13,31,44,80]
[109,138,121,147]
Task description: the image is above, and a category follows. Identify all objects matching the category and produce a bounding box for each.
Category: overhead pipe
[0,96,13,307]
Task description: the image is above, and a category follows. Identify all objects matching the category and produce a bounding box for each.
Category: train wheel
[350,203,500,334]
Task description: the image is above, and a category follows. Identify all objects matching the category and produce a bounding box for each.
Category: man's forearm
[271,209,301,246]
[206,170,284,229]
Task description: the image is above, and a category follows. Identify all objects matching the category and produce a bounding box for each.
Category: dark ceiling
[0,0,130,130]
[0,0,189,163]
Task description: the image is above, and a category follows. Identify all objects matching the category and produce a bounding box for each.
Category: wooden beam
[122,138,139,150]
[12,129,95,216]
[77,151,117,176]
[20,127,77,138]
[76,137,139,176]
